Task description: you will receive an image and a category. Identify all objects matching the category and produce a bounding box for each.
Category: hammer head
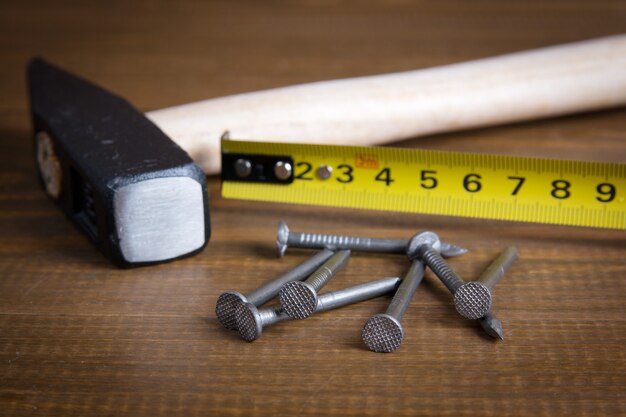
[28,59,210,267]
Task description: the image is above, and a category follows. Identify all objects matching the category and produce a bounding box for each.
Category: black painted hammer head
[28,59,210,267]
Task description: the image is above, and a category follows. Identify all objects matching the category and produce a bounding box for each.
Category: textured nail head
[279,281,318,319]
[276,220,289,257]
[453,282,492,319]
[215,291,248,330]
[235,302,264,342]
[361,314,405,353]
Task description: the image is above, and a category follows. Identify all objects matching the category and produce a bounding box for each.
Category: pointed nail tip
[490,324,504,339]
[442,246,469,257]
[484,328,504,340]
[480,316,504,340]
[494,325,504,340]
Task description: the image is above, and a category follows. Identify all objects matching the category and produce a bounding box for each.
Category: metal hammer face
[28,59,210,267]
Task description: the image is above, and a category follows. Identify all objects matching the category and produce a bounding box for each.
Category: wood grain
[0,1,625,416]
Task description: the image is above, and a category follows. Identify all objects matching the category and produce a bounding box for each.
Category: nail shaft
[476,246,518,290]
[385,260,425,319]
[316,277,402,311]
[289,231,406,253]
[417,245,465,293]
[305,250,351,291]
[256,304,290,328]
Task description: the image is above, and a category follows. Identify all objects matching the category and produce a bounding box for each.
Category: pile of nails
[215,220,517,353]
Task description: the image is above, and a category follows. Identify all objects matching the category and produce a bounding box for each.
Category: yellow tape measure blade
[221,140,626,230]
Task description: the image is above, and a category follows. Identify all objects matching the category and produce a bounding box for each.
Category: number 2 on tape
[221,139,626,230]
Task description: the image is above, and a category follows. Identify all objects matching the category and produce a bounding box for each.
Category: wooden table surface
[1,1,625,416]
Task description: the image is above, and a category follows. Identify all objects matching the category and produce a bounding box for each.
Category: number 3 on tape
[221,139,626,230]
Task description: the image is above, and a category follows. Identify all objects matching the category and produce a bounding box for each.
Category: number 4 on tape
[221,139,626,230]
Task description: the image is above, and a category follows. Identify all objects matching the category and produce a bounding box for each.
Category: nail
[408,231,491,320]
[476,247,518,340]
[279,250,351,319]
[215,248,335,329]
[276,220,467,258]
[361,258,425,353]
[236,276,402,341]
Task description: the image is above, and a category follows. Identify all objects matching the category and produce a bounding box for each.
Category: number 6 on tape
[221,139,626,230]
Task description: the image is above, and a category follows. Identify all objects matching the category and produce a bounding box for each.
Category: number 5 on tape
[221,139,626,230]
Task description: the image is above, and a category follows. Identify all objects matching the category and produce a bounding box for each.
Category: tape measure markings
[221,140,625,230]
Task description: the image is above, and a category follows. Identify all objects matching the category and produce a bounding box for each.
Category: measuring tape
[221,139,626,230]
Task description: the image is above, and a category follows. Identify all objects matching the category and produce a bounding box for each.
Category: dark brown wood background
[1,1,625,416]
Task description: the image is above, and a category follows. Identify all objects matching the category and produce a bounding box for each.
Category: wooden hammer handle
[147,35,626,175]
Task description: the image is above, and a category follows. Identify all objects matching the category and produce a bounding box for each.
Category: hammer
[29,59,210,267]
